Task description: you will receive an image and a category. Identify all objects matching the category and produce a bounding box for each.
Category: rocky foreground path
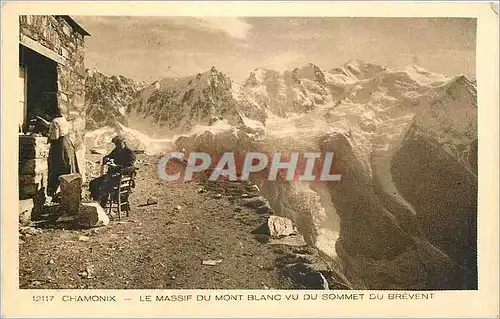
[19,154,345,290]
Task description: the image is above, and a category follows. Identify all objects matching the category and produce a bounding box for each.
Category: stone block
[242,196,270,209]
[19,136,49,159]
[19,146,50,160]
[268,234,308,247]
[253,216,298,238]
[44,203,62,219]
[70,71,79,82]
[76,36,85,47]
[75,64,87,78]
[59,173,82,215]
[67,40,76,50]
[40,16,48,27]
[19,199,34,226]
[68,110,81,120]
[282,263,329,290]
[58,92,68,102]
[61,46,70,59]
[79,202,109,228]
[20,183,40,197]
[256,204,273,214]
[19,134,47,145]
[58,99,70,115]
[62,23,72,36]
[73,93,85,108]
[19,172,48,186]
[57,66,71,85]
[19,159,48,175]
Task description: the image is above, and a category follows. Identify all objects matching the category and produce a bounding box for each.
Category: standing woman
[36,106,80,196]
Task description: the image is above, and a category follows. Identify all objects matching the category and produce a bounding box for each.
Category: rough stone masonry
[19,15,89,181]
[18,135,49,219]
[19,15,89,220]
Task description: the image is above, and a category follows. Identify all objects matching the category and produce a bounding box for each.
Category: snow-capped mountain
[85,61,477,290]
[243,64,334,115]
[126,66,267,136]
[85,69,144,130]
[87,61,477,169]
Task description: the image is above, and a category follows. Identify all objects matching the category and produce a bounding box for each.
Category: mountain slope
[243,63,339,116]
[127,67,267,136]
[172,62,477,289]
[84,69,144,130]
[84,61,477,289]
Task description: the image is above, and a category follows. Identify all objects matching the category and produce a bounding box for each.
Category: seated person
[89,136,136,203]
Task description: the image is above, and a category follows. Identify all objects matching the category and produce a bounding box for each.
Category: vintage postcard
[1,1,498,318]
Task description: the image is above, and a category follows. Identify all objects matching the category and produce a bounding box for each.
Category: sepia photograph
[2,2,499,318]
[16,14,479,291]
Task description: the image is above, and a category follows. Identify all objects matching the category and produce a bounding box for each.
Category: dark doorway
[19,44,58,132]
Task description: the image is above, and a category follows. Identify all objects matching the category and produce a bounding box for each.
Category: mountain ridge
[84,61,478,290]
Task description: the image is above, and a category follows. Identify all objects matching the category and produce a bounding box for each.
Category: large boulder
[242,196,270,209]
[268,234,307,247]
[78,202,109,228]
[19,199,34,226]
[59,174,82,215]
[254,216,297,238]
[282,263,329,289]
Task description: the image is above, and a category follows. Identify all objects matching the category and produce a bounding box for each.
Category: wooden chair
[100,166,137,220]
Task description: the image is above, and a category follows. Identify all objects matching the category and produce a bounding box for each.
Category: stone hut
[18,15,90,220]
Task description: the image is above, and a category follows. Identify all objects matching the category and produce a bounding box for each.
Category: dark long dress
[47,135,80,196]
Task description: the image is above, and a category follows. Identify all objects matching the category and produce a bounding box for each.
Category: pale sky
[74,16,476,83]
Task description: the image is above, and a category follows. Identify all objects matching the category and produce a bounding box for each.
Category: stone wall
[19,15,87,180]
[19,136,49,219]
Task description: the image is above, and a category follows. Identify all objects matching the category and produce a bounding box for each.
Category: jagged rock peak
[208,66,228,78]
[440,74,477,101]
[452,74,476,88]
[209,66,220,76]
[86,68,100,76]
[84,69,142,130]
[243,68,277,86]
[205,66,230,80]
[289,63,327,85]
[342,60,387,79]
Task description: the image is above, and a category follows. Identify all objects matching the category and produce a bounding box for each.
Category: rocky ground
[19,154,344,290]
